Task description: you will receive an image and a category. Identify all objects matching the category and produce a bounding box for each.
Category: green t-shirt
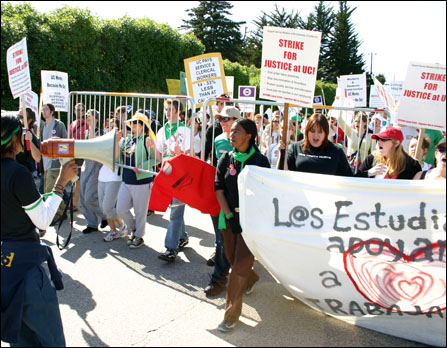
[214,133,233,161]
[425,129,443,166]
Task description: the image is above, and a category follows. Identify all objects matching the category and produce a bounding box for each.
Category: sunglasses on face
[437,146,446,153]
[220,117,234,122]
[376,137,392,142]
[272,120,280,123]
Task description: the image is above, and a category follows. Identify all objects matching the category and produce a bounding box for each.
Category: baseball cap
[436,137,446,148]
[371,126,404,143]
[290,114,302,123]
[215,106,241,119]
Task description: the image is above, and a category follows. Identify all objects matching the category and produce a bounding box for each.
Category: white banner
[41,70,69,112]
[238,166,446,347]
[260,26,321,107]
[339,73,367,107]
[397,62,446,130]
[6,37,32,99]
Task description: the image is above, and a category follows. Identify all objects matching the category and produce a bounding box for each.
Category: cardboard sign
[260,26,321,107]
[7,38,32,99]
[339,73,367,107]
[238,86,257,113]
[238,166,446,347]
[184,53,227,108]
[41,70,69,112]
[397,62,446,130]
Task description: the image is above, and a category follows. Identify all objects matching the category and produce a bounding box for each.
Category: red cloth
[149,154,221,216]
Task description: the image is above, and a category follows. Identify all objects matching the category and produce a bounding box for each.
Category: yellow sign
[166,79,180,95]
[184,52,227,108]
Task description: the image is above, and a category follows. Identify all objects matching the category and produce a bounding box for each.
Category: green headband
[1,125,21,146]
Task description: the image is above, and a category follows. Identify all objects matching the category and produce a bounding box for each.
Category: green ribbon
[24,193,54,211]
[164,121,185,139]
[218,146,255,230]
[1,125,21,146]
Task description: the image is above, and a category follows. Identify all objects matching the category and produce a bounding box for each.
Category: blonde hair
[373,139,407,177]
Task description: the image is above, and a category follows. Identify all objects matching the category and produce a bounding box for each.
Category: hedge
[1,2,337,115]
[1,3,204,111]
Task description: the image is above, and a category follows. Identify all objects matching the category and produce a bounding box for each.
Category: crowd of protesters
[1,95,446,345]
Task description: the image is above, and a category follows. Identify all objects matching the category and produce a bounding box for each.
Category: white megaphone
[40,129,116,173]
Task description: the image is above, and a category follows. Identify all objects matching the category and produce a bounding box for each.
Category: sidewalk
[2,205,427,347]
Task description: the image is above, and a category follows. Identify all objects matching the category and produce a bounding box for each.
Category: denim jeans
[210,215,230,284]
[10,265,66,347]
[164,198,188,253]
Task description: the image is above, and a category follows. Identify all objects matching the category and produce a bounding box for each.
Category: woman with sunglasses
[413,138,446,180]
[357,127,421,179]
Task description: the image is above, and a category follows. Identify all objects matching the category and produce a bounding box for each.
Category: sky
[3,1,446,83]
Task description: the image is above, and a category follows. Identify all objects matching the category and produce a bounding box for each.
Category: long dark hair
[235,118,260,152]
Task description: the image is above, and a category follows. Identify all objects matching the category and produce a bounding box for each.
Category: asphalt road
[1,205,428,347]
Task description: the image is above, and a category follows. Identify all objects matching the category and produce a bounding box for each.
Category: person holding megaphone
[1,114,78,347]
[115,112,160,249]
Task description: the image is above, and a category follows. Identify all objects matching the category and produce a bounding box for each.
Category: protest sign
[373,76,396,112]
[19,90,39,118]
[238,86,257,113]
[339,73,367,107]
[7,38,32,99]
[313,95,323,105]
[260,26,321,107]
[180,72,188,95]
[239,166,446,347]
[386,81,404,101]
[397,62,446,130]
[166,79,180,95]
[369,85,386,108]
[225,76,234,98]
[41,70,69,112]
[184,53,227,108]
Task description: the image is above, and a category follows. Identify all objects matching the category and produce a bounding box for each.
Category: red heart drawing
[344,241,446,312]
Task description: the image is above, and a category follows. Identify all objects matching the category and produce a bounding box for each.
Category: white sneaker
[104,231,119,242]
[118,223,128,238]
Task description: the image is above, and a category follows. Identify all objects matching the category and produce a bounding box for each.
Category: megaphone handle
[59,157,79,183]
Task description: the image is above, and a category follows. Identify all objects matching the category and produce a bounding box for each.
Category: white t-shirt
[156,125,192,163]
[98,164,121,182]
[266,143,281,169]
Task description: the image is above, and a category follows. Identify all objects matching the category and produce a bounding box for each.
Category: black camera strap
[56,182,74,250]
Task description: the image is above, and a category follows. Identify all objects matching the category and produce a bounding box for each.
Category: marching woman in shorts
[1,114,78,347]
[214,118,270,332]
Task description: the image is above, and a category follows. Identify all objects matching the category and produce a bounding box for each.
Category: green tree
[242,4,302,67]
[180,1,245,62]
[324,1,365,82]
[305,1,336,80]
